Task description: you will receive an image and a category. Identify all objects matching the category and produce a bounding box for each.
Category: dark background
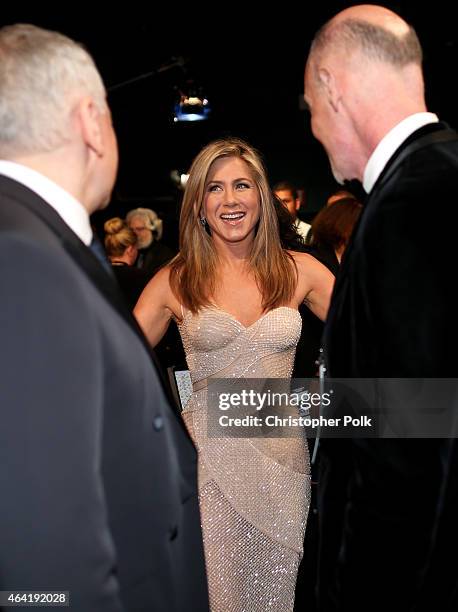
[2,2,456,245]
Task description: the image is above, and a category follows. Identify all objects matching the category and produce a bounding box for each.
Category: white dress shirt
[0,160,92,245]
[295,218,312,241]
[363,112,439,193]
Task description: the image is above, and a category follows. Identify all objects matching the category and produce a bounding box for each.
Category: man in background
[126,206,175,278]
[273,180,311,242]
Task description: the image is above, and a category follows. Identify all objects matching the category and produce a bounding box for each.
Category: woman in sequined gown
[135,137,334,612]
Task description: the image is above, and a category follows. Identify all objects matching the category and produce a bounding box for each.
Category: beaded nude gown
[178,305,311,612]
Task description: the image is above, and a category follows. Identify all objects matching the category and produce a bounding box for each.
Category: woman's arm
[133,266,178,347]
[292,252,335,321]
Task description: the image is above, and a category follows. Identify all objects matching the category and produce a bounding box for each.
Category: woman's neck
[212,236,253,270]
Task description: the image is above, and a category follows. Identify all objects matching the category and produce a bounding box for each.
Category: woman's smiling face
[202,156,261,247]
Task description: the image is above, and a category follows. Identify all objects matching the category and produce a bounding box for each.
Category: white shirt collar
[0,160,93,245]
[363,112,439,193]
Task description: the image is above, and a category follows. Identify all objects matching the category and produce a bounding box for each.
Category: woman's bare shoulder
[287,249,322,269]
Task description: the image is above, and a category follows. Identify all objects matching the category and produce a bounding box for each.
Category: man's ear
[77,97,104,156]
[318,67,340,112]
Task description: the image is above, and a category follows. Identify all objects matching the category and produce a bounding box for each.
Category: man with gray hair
[304,5,458,611]
[0,24,208,612]
[126,207,175,278]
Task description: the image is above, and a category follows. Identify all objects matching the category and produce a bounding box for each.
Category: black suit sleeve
[0,236,124,611]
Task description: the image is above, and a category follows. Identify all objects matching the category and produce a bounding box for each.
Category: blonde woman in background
[104,217,147,309]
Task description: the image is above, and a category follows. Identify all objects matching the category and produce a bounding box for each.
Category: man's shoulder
[0,204,64,265]
[0,175,57,238]
[1,231,86,296]
[371,127,458,206]
[0,173,42,208]
[397,124,458,177]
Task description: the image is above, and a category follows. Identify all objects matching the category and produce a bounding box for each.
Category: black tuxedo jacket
[139,241,176,280]
[0,176,209,612]
[317,123,458,611]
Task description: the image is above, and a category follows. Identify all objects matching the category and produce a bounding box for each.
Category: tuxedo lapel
[369,122,456,200]
[1,175,135,326]
[345,124,457,271]
[0,175,181,414]
[341,124,454,271]
[324,123,458,368]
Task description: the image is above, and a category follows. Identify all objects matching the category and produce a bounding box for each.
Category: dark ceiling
[1,2,456,229]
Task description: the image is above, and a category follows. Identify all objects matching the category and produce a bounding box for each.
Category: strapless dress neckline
[182,304,301,331]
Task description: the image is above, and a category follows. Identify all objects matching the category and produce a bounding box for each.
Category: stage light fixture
[173,92,210,123]
[108,57,210,123]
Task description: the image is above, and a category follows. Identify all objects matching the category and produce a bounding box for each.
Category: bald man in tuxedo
[304,6,458,611]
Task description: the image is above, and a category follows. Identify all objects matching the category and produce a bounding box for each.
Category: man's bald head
[304,5,427,183]
[309,4,422,69]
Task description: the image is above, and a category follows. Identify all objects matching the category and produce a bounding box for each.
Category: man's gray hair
[0,23,107,157]
[311,18,422,68]
[126,207,163,240]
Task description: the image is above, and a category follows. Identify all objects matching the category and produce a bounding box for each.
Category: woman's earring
[200,216,211,235]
